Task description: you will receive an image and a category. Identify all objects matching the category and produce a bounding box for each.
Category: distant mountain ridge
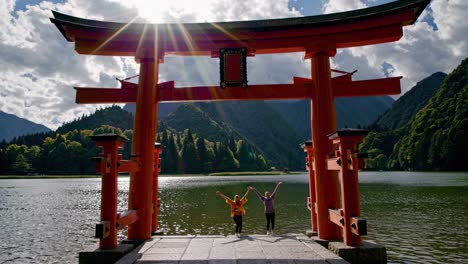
[56,107,134,134]
[375,72,447,130]
[124,95,395,169]
[266,96,394,139]
[0,111,50,142]
[193,101,304,169]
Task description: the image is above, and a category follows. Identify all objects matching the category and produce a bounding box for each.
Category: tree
[228,134,237,154]
[164,133,179,173]
[215,143,239,172]
[0,148,9,173]
[25,145,41,172]
[180,130,200,173]
[196,136,212,172]
[236,140,257,171]
[255,154,268,171]
[11,154,31,175]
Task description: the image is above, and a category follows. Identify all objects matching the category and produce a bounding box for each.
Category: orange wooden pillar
[304,141,318,233]
[152,143,162,233]
[91,134,126,249]
[329,131,367,246]
[308,49,342,240]
[128,55,159,240]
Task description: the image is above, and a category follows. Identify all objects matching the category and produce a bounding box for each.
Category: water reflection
[0,172,466,264]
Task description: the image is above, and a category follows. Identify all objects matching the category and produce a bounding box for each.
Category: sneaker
[266,231,270,235]
[271,230,274,236]
[236,233,239,237]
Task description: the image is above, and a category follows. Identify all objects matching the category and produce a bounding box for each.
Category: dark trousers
[233,215,243,233]
[265,213,275,230]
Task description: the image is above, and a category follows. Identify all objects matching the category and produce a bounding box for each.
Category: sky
[0,0,467,130]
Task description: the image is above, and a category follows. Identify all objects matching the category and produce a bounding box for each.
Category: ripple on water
[0,173,467,263]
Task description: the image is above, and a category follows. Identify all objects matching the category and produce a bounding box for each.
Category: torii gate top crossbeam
[50,0,429,57]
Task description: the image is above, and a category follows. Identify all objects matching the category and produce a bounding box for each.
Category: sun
[129,0,217,23]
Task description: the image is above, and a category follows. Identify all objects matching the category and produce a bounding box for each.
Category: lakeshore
[0,171,303,179]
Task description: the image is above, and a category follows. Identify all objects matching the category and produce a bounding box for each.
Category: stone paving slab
[117,234,349,264]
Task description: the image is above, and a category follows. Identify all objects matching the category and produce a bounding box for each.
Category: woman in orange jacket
[216,187,251,237]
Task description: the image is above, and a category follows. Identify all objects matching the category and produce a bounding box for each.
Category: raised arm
[216,191,229,200]
[271,181,283,198]
[241,187,251,200]
[250,186,265,200]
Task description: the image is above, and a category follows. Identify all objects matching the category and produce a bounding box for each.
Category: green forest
[0,123,267,175]
[361,58,468,171]
[0,106,269,175]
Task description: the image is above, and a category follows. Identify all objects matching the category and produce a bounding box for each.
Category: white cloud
[322,0,367,13]
[0,0,139,129]
[0,0,466,130]
[0,0,303,130]
[324,0,467,94]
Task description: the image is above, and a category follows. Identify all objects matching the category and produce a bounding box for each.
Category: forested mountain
[123,103,183,119]
[389,59,467,171]
[57,106,134,133]
[193,101,304,169]
[266,96,394,139]
[375,72,447,130]
[361,58,467,171]
[125,97,393,169]
[0,111,50,141]
[0,106,267,175]
[162,104,235,142]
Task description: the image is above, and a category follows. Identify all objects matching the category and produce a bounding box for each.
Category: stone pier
[115,234,349,264]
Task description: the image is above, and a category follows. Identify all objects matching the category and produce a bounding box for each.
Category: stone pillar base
[151,229,164,236]
[79,243,135,264]
[310,235,337,248]
[305,229,318,238]
[328,240,387,264]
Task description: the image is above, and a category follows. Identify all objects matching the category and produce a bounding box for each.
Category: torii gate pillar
[127,55,159,241]
[308,48,341,240]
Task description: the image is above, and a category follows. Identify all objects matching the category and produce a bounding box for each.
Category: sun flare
[129,0,217,23]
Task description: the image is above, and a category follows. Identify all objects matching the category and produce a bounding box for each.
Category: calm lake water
[0,172,467,263]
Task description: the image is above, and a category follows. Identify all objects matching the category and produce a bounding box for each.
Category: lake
[0,172,467,263]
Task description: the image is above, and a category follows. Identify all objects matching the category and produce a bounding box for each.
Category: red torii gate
[50,0,429,249]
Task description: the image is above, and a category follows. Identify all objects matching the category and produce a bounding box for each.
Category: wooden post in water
[308,47,342,240]
[328,130,368,246]
[152,143,162,234]
[128,52,159,241]
[304,141,318,233]
[91,134,126,249]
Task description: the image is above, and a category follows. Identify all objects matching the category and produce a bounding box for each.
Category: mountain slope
[375,72,447,130]
[266,96,394,139]
[125,96,395,169]
[161,104,235,142]
[124,103,183,119]
[389,58,467,171]
[0,111,50,142]
[193,101,304,169]
[56,106,134,134]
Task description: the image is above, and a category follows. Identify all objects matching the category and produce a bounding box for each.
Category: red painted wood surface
[127,58,159,241]
[92,136,125,249]
[74,76,401,103]
[310,52,341,240]
[304,144,318,233]
[50,1,428,56]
